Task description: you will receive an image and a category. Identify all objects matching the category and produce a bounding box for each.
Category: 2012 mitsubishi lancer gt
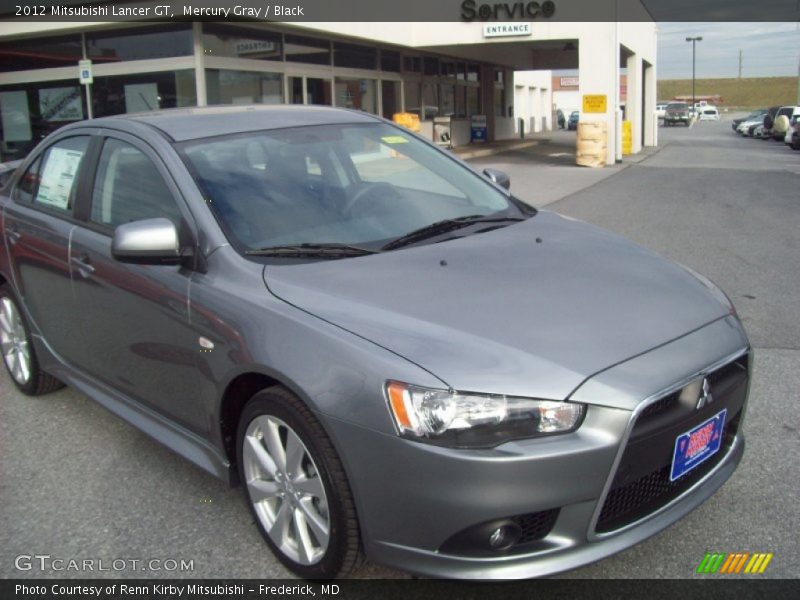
[0,106,750,579]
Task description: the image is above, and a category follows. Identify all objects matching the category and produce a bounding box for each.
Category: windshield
[667,103,687,110]
[180,123,524,255]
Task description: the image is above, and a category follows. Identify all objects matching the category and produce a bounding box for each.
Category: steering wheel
[342,182,399,216]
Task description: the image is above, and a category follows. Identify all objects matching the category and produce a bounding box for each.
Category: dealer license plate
[670,409,727,482]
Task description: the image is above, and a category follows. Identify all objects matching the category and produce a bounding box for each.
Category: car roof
[66,105,381,142]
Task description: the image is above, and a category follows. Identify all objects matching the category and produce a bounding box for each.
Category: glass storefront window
[206,70,282,106]
[92,70,196,118]
[380,50,401,73]
[494,86,505,117]
[423,57,439,77]
[441,62,458,80]
[441,84,455,117]
[467,64,480,83]
[403,56,421,73]
[0,80,88,161]
[335,78,376,113]
[467,86,480,116]
[0,35,83,72]
[203,24,282,61]
[334,43,376,70]
[86,25,192,63]
[454,86,466,118]
[403,81,420,117]
[285,35,331,65]
[381,80,401,119]
[421,81,440,120]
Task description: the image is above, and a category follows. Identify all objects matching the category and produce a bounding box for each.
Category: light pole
[686,36,702,113]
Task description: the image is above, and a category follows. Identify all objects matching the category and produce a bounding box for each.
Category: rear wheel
[236,386,361,579]
[0,284,63,395]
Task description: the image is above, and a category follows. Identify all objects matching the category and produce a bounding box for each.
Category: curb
[452,139,543,160]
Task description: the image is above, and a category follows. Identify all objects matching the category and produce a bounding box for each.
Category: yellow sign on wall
[582,94,607,113]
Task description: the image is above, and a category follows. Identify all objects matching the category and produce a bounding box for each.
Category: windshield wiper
[381,215,527,251]
[245,243,379,258]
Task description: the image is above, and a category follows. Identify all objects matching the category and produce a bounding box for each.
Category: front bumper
[356,436,744,579]
[322,318,750,579]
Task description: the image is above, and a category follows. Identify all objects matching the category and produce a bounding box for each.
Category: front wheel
[0,284,63,395]
[236,386,362,579]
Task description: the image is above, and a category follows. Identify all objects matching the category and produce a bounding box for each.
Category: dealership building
[0,8,657,164]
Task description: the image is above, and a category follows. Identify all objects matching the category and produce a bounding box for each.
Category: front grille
[595,354,749,534]
[597,412,740,532]
[637,391,679,423]
[511,508,560,545]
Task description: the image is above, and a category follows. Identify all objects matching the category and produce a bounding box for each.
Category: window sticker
[39,87,83,122]
[380,135,409,144]
[36,147,84,210]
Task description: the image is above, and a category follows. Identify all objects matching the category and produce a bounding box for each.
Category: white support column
[643,62,657,147]
[577,24,617,165]
[192,22,207,107]
[626,52,642,154]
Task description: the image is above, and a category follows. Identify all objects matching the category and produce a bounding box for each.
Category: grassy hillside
[657,77,798,108]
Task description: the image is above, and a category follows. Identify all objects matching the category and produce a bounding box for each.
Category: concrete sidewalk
[450,136,546,160]
[466,129,636,207]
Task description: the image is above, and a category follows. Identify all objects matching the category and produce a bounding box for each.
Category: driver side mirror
[483,168,511,191]
[111,217,182,265]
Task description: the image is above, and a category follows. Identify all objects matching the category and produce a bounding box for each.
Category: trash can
[622,120,632,155]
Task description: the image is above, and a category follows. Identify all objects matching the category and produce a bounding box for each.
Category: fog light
[488,524,520,551]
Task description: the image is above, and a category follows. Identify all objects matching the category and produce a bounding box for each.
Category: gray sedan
[0,106,750,579]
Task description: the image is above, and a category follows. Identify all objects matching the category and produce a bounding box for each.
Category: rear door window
[22,136,89,213]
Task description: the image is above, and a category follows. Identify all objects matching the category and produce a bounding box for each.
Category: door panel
[69,135,211,433]
[5,136,90,362]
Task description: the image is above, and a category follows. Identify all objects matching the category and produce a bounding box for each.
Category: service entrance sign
[582,94,607,113]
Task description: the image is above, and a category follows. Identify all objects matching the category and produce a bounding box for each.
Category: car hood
[263,211,729,402]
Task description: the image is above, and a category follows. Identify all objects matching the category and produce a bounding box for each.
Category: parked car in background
[771,106,800,141]
[0,105,752,580]
[760,106,781,140]
[784,116,798,145]
[655,103,668,120]
[732,109,767,132]
[790,120,800,150]
[698,106,720,121]
[568,111,580,130]
[556,109,566,129]
[664,102,690,126]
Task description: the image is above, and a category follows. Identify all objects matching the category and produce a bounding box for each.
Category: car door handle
[5,226,21,244]
[71,254,95,276]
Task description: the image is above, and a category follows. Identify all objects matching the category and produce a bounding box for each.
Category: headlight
[385,381,585,448]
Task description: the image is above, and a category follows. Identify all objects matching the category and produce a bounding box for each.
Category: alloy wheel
[242,415,330,565]
[0,296,31,385]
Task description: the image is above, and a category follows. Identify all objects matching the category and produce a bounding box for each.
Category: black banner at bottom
[2,579,798,600]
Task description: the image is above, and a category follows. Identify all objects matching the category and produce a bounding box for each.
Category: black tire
[0,283,64,396]
[236,386,362,579]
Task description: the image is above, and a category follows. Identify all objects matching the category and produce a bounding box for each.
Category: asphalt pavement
[1,118,798,580]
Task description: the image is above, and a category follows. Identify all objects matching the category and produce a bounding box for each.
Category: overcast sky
[658,22,800,79]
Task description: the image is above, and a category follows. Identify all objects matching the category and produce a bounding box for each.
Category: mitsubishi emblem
[696,377,713,410]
